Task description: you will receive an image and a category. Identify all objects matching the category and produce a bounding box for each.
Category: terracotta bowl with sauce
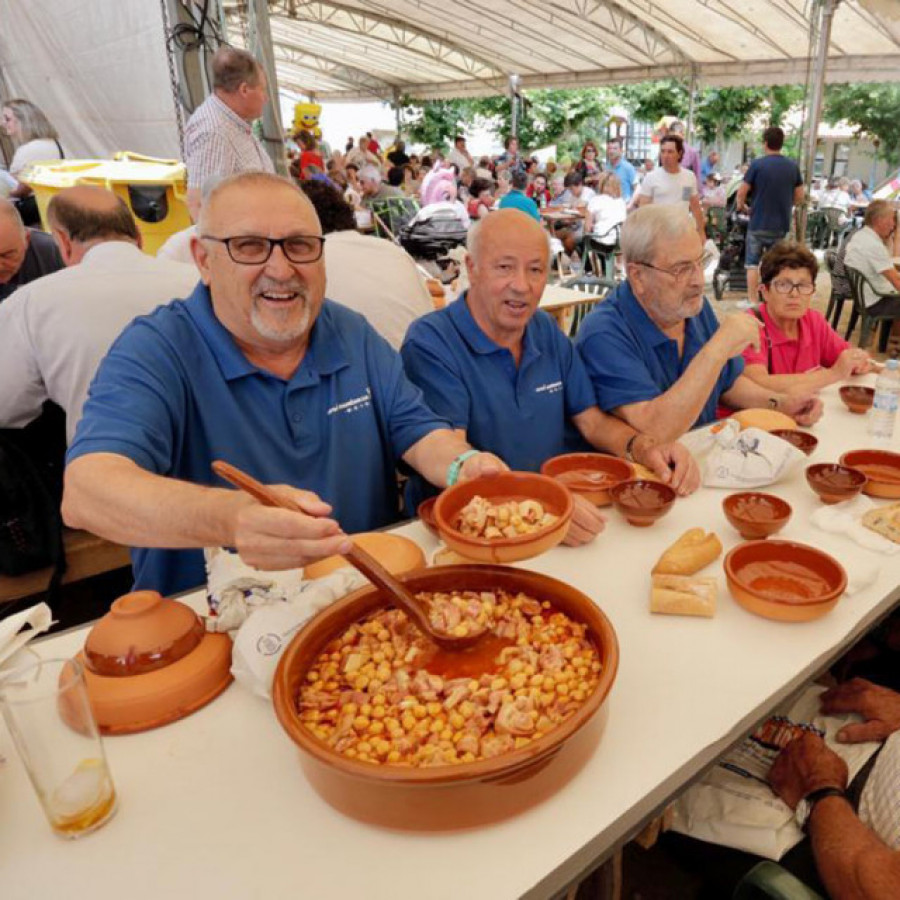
[540,453,634,506]
[839,385,875,414]
[76,591,233,734]
[723,492,792,540]
[304,532,426,580]
[272,564,619,830]
[770,429,818,456]
[608,479,676,527]
[433,472,573,563]
[806,463,867,504]
[839,449,900,500]
[724,540,847,622]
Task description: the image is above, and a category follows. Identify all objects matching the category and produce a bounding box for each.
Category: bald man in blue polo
[401,209,700,544]
[63,172,503,595]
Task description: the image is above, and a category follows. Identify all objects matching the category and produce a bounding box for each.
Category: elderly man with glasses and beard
[575,206,823,442]
[63,172,503,596]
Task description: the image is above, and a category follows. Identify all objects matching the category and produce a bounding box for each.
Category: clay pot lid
[84,591,204,678]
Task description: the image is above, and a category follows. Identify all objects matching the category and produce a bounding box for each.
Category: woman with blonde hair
[1,98,63,223]
[586,172,626,246]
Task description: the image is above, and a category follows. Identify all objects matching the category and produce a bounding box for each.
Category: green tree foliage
[823,83,900,166]
[616,80,689,124]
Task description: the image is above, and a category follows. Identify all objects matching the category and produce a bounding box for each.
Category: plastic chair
[707,206,728,247]
[823,248,851,328]
[584,227,620,282]
[805,210,826,249]
[845,266,900,352]
[732,861,823,900]
[369,196,420,242]
[559,275,616,336]
[820,207,852,249]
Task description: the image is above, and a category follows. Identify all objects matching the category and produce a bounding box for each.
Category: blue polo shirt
[497,189,541,222]
[609,158,637,201]
[575,280,744,429]
[401,295,595,505]
[67,285,448,595]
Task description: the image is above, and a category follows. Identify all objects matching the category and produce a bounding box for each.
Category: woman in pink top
[742,241,873,391]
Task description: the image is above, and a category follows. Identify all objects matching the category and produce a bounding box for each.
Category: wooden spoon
[211,460,486,650]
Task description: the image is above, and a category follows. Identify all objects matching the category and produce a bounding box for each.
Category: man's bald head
[47,186,139,246]
[467,208,549,267]
[0,199,28,284]
[198,171,320,237]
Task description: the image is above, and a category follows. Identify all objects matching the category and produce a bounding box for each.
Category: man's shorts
[745,230,788,268]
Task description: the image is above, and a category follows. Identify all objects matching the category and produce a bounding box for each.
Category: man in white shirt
[0,186,198,442]
[845,200,900,318]
[300,179,433,349]
[635,134,706,239]
[447,135,473,173]
[183,47,274,218]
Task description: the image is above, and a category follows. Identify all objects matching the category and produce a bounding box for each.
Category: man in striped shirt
[183,46,274,218]
[769,678,900,896]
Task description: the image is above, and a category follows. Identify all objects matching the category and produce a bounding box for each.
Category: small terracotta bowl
[79,591,232,734]
[770,429,818,456]
[417,496,439,536]
[433,472,573,563]
[272,564,619,830]
[840,449,900,500]
[608,479,676,527]
[724,540,847,622]
[805,463,867,504]
[540,453,633,506]
[723,492,792,540]
[304,532,426,580]
[840,385,875,414]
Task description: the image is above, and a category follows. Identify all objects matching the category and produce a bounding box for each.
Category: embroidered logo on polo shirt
[327,387,372,416]
[534,381,563,394]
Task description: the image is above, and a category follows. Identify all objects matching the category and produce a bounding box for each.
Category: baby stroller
[398,203,469,261]
[712,210,749,299]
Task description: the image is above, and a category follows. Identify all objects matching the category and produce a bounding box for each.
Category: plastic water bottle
[869,359,900,444]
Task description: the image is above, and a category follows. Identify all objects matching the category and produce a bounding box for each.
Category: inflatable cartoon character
[293,101,322,140]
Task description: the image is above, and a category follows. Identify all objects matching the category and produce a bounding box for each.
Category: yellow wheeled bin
[20,151,191,256]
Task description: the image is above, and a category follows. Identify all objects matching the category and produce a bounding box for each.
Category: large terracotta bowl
[608,479,676,527]
[839,449,900,500]
[304,532,426,580]
[272,565,619,830]
[723,492,792,540]
[724,540,847,622]
[806,463,867,504]
[540,453,634,506]
[839,386,875,414]
[770,429,818,456]
[433,472,573,563]
[79,591,232,734]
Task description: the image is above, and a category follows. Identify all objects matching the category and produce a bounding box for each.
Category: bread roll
[650,574,717,618]
[863,502,900,544]
[652,528,723,576]
[732,408,797,432]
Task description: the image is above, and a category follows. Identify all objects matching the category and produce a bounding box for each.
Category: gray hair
[621,205,696,265]
[2,98,58,143]
[359,165,381,184]
[0,198,25,234]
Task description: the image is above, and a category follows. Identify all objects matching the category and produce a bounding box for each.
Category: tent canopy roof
[226,0,900,102]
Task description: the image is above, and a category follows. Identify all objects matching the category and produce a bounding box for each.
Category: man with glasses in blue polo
[63,172,502,596]
[575,206,823,441]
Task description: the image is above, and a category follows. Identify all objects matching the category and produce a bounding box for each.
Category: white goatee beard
[250,294,311,343]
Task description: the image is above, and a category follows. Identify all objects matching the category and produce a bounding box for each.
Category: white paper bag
[703,421,804,489]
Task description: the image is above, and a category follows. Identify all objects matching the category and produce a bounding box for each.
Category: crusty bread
[650,574,717,617]
[732,408,797,432]
[652,528,723,576]
[863,502,900,544]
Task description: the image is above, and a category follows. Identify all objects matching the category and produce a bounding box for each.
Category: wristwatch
[624,434,639,463]
[447,449,479,487]
[767,396,780,410]
[794,786,846,832]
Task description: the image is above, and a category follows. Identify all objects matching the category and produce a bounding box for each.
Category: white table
[3,381,900,900]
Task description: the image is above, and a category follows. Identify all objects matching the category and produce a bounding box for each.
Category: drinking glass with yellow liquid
[0,657,117,838]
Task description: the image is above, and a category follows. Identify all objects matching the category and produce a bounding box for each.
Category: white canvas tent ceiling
[224,0,900,102]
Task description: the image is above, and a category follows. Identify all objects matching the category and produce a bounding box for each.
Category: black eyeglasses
[200,234,325,265]
[767,279,816,296]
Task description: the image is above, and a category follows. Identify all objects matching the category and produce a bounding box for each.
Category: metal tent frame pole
[246,0,287,175]
[509,74,520,139]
